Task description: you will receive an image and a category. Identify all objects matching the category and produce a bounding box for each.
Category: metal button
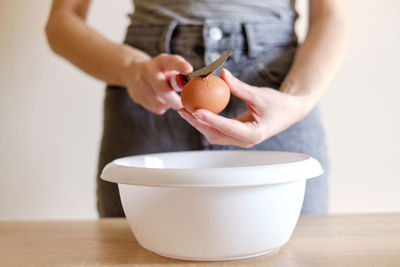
[209,52,221,63]
[208,26,223,41]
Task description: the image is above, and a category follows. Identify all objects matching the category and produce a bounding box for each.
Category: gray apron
[96,20,330,217]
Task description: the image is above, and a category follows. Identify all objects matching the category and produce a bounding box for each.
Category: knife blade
[168,47,232,92]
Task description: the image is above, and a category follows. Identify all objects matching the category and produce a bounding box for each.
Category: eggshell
[181,75,230,114]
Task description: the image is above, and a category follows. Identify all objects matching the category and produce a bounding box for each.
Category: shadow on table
[93,220,288,266]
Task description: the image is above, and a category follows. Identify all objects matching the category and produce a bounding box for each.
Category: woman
[45,0,348,217]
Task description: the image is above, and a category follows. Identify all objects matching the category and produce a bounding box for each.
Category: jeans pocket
[243,23,297,57]
[258,46,296,86]
[242,46,296,89]
[240,22,297,88]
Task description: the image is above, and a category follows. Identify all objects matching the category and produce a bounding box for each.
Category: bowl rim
[100,150,324,187]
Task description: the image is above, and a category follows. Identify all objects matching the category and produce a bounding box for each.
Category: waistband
[124,20,297,61]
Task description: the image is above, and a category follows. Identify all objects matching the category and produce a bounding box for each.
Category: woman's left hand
[177,68,312,148]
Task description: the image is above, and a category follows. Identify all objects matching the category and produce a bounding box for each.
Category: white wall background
[321,1,400,213]
[0,0,399,220]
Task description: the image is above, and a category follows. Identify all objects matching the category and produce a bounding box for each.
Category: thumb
[220,68,258,104]
[158,54,193,74]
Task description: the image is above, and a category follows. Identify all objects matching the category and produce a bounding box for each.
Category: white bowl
[101,150,323,261]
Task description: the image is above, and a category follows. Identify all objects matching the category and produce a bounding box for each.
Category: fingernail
[222,68,231,76]
[192,112,203,121]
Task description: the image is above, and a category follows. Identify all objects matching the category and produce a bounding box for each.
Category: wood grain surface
[1,214,399,266]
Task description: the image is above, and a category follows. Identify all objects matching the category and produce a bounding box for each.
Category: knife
[168,47,232,92]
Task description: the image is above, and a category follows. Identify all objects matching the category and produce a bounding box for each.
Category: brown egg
[181,75,230,114]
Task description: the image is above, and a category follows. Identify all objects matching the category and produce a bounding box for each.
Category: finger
[145,92,169,112]
[220,68,259,104]
[178,109,221,139]
[178,109,251,147]
[233,111,253,122]
[191,108,257,141]
[142,94,169,115]
[150,72,183,109]
[158,54,193,74]
[140,78,169,114]
[135,91,168,115]
[152,54,192,109]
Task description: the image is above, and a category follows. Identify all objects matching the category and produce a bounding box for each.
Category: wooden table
[1,214,399,266]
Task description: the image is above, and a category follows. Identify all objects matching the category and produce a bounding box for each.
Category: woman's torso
[97,0,329,217]
[130,0,298,25]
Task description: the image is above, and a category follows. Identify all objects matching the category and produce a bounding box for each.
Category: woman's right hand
[122,53,193,115]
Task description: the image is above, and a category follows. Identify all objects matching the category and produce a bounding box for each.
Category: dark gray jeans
[97,20,330,217]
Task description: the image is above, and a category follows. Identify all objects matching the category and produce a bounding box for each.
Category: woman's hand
[177,0,349,148]
[178,69,312,148]
[123,53,193,115]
